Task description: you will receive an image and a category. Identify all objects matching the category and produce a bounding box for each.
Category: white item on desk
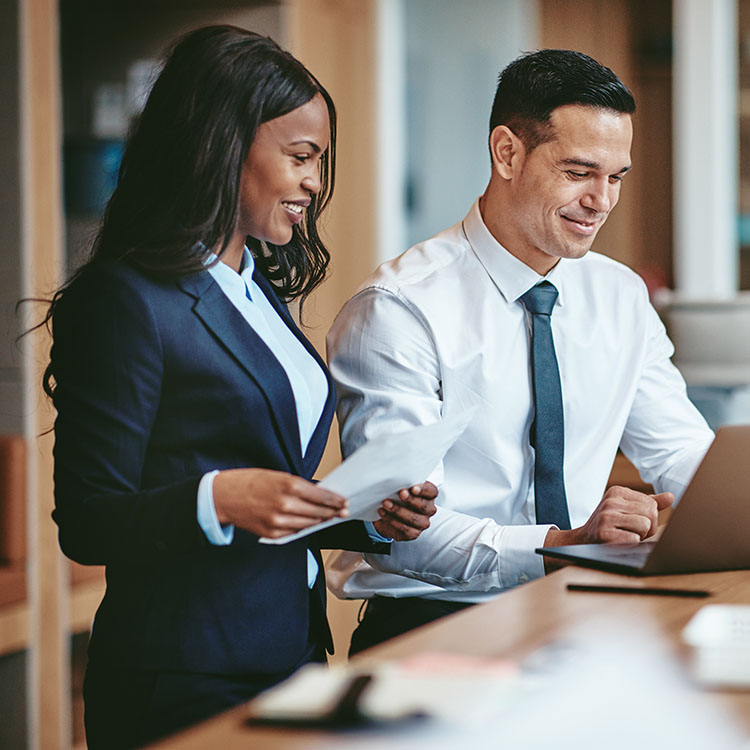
[248,652,518,726]
[682,604,750,688]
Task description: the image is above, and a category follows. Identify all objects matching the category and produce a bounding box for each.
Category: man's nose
[581,179,615,214]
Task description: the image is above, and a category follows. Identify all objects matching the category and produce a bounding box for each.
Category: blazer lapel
[177,272,304,476]
[252,272,336,472]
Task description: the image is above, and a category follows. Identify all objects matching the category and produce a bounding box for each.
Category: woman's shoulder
[71,258,169,291]
[55,260,187,333]
[63,259,195,310]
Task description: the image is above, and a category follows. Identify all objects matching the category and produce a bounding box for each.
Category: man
[326,49,714,654]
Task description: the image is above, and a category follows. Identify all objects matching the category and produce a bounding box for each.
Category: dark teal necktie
[519,281,571,530]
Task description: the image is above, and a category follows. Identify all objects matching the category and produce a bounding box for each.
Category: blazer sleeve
[51,266,207,566]
[310,520,390,554]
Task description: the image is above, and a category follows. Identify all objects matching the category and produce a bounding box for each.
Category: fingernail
[412,484,421,494]
[378,507,385,516]
[383,499,394,510]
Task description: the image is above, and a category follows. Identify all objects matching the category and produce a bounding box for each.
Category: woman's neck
[219,232,245,272]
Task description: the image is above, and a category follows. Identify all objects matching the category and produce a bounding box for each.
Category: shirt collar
[205,247,256,300]
[462,198,567,308]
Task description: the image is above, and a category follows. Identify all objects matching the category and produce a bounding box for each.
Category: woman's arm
[52,265,349,565]
[51,266,207,565]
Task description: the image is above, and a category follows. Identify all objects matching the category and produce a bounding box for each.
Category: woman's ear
[489,125,523,180]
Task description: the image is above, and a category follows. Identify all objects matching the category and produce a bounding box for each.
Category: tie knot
[520,281,558,316]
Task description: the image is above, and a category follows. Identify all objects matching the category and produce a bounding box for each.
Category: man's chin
[564,237,597,259]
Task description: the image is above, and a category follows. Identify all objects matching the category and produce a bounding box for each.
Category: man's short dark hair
[489,49,635,153]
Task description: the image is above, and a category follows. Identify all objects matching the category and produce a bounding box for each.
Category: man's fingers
[380,502,431,530]
[390,494,436,516]
[651,491,675,511]
[615,511,652,540]
[376,509,422,540]
[410,481,438,498]
[397,481,439,503]
[604,528,644,544]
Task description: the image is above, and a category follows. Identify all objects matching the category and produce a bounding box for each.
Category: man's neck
[478,190,559,276]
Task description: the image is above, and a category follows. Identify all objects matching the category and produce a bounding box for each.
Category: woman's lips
[282,201,308,224]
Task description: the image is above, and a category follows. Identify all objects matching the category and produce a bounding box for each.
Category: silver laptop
[536,425,750,575]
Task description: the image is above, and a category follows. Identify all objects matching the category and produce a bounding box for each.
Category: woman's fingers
[292,478,348,516]
[212,468,348,536]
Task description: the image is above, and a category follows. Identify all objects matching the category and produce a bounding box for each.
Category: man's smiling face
[506,104,633,274]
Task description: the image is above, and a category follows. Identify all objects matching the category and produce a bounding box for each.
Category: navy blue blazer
[51,259,386,676]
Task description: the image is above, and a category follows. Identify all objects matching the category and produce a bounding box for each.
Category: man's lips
[561,214,601,235]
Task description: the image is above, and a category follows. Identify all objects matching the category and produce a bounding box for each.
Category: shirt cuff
[197,470,235,545]
[364,520,393,543]
[496,523,553,587]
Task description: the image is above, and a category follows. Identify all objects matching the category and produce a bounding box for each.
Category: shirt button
[519,573,529,584]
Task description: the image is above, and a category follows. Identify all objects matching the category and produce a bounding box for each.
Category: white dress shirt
[325,199,714,603]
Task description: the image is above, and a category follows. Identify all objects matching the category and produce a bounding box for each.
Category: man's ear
[489,125,523,180]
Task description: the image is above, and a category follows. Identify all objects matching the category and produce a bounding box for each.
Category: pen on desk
[566,583,711,598]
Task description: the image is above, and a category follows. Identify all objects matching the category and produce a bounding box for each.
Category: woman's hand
[212,469,348,539]
[373,481,438,541]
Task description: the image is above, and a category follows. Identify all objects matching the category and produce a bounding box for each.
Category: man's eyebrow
[289,139,322,153]
[560,157,631,174]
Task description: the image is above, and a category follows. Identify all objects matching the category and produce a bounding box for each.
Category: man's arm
[327,286,552,590]
[327,282,713,592]
[617,294,714,497]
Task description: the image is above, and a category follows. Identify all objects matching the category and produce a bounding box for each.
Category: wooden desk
[148,566,750,749]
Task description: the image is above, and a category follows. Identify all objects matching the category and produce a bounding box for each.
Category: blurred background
[1,1,749,748]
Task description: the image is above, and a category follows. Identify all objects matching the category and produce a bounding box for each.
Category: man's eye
[567,171,587,179]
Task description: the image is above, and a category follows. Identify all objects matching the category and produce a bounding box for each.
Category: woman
[46,26,436,749]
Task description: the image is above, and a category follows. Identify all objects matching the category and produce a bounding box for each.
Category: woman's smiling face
[237,93,330,247]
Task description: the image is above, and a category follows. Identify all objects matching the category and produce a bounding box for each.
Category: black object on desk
[567,583,711,598]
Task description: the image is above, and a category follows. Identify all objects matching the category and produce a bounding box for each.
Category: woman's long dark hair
[39,25,337,397]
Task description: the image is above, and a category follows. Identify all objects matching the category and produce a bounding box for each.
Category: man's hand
[213,468,348,539]
[373,481,438,542]
[544,486,674,548]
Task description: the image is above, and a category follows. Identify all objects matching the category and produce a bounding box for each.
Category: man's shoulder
[579,250,642,278]
[357,221,476,297]
[574,251,649,295]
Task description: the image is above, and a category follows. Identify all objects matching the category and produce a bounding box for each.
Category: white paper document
[259,408,475,545]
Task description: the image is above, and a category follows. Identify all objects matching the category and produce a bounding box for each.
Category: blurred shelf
[0,565,105,657]
[0,596,30,658]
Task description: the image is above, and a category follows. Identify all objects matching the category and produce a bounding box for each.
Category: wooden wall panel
[540,0,638,270]
[21,0,68,746]
[285,0,378,387]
